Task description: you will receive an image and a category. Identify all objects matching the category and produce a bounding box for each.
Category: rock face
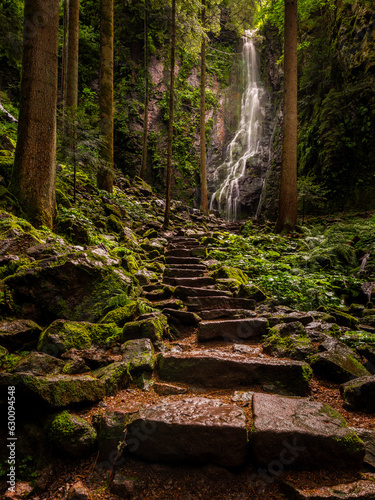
[251,393,364,470]
[126,397,247,467]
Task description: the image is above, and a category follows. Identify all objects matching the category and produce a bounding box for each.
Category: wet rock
[281,475,375,499]
[251,393,364,470]
[0,319,42,351]
[157,350,311,396]
[340,376,375,412]
[93,362,131,396]
[121,338,155,373]
[263,321,316,360]
[174,286,231,300]
[164,276,215,287]
[38,319,121,356]
[162,308,201,326]
[164,267,204,278]
[199,309,257,320]
[126,397,247,467]
[198,318,268,342]
[350,428,375,469]
[268,312,315,327]
[186,296,256,311]
[67,480,91,500]
[12,352,65,375]
[0,373,105,407]
[122,313,169,342]
[153,382,188,395]
[62,357,90,375]
[61,348,118,369]
[47,411,97,457]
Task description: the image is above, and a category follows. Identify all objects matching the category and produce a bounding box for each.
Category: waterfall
[209,30,265,221]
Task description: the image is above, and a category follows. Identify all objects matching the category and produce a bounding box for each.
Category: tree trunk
[163,0,176,229]
[140,0,149,180]
[200,0,208,215]
[11,0,59,228]
[60,0,68,129]
[66,0,79,109]
[97,0,114,192]
[274,0,298,234]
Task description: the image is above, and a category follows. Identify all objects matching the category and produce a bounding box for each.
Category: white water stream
[210,30,264,220]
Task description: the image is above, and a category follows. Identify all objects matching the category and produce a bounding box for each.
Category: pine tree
[11,0,59,228]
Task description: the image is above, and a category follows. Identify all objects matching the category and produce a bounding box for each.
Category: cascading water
[209,30,267,221]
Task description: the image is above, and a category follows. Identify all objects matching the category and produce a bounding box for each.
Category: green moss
[333,431,364,455]
[107,214,124,234]
[122,314,169,342]
[48,411,75,441]
[328,308,359,329]
[302,363,313,382]
[209,266,248,285]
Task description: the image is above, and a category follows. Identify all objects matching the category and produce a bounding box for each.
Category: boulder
[0,319,42,351]
[126,397,247,467]
[47,410,97,457]
[92,361,131,395]
[61,348,118,369]
[38,319,121,356]
[251,393,364,470]
[263,322,316,360]
[122,313,169,342]
[12,352,65,375]
[0,372,105,407]
[281,476,375,499]
[350,428,375,469]
[340,376,375,412]
[110,473,140,499]
[121,338,155,373]
[162,308,201,327]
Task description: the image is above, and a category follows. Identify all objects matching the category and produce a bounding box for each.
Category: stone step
[281,476,375,499]
[163,268,204,278]
[162,308,201,326]
[166,263,206,270]
[199,309,257,320]
[165,249,194,258]
[166,256,201,265]
[174,286,232,300]
[125,397,247,467]
[186,296,256,311]
[251,392,364,471]
[164,277,215,287]
[157,350,311,396]
[198,318,268,342]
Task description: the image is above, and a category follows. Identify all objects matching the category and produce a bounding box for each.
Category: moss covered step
[165,256,201,265]
[163,277,215,287]
[174,286,232,300]
[198,318,269,342]
[126,397,247,467]
[157,350,312,396]
[0,372,105,407]
[186,296,256,311]
[163,268,204,278]
[251,392,364,471]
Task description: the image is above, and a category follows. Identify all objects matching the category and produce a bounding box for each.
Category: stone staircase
[96,229,374,498]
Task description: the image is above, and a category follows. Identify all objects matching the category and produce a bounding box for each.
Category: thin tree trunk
[61,0,68,120]
[200,0,208,215]
[11,0,59,228]
[140,0,149,180]
[66,0,79,109]
[97,0,114,193]
[163,0,176,229]
[274,0,298,234]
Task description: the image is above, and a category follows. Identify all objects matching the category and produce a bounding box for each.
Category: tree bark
[60,0,68,129]
[97,0,114,192]
[274,0,298,234]
[163,0,176,229]
[66,0,79,109]
[11,0,59,228]
[140,0,149,180]
[200,0,208,215]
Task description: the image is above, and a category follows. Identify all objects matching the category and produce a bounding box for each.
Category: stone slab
[186,296,256,311]
[281,476,375,499]
[251,393,364,470]
[126,397,247,467]
[198,318,268,342]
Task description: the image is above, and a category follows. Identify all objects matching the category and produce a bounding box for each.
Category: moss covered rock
[340,375,375,412]
[122,313,169,342]
[47,410,97,457]
[93,362,131,396]
[263,321,316,360]
[100,299,155,327]
[209,266,248,286]
[0,319,42,352]
[13,352,65,375]
[38,319,121,356]
[121,338,155,374]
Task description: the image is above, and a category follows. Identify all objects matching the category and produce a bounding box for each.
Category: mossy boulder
[328,308,359,329]
[47,410,97,457]
[56,189,72,208]
[209,266,248,286]
[38,319,121,356]
[121,338,155,374]
[0,344,8,361]
[107,214,124,234]
[340,376,375,412]
[0,372,105,407]
[122,313,169,342]
[100,299,155,327]
[12,352,65,375]
[238,284,268,301]
[121,254,139,273]
[310,348,370,383]
[263,322,316,360]
[4,253,132,323]
[92,362,131,396]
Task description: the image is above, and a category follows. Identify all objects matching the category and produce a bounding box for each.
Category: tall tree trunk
[60,0,68,127]
[200,0,208,215]
[140,0,149,180]
[66,0,79,109]
[97,0,114,192]
[274,0,298,234]
[11,0,59,228]
[163,0,176,229]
